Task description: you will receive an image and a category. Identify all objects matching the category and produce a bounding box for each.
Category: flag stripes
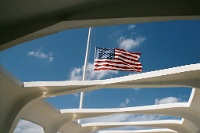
[94,47,142,72]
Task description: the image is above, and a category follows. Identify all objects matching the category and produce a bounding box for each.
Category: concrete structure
[0,0,200,51]
[0,63,200,133]
[1,0,200,132]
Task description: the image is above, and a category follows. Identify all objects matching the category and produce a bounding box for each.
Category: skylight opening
[14,119,43,133]
[80,114,182,124]
[98,127,173,132]
[1,19,199,133]
[45,92,81,109]
[0,20,199,82]
[14,119,63,133]
[44,87,192,110]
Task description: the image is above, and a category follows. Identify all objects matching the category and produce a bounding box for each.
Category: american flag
[94,47,142,72]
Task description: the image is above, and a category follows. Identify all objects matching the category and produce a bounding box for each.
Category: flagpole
[79,27,92,110]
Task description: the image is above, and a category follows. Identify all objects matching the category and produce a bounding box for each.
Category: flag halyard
[94,47,142,72]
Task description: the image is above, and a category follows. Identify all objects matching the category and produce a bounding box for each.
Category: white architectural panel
[0,63,200,133]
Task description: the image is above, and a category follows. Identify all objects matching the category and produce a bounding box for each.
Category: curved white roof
[0,63,200,133]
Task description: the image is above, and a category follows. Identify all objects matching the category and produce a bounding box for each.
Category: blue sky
[1,20,200,132]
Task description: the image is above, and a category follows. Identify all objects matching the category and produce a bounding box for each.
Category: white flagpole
[79,27,92,109]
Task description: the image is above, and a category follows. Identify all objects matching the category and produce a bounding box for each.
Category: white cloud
[118,36,146,51]
[28,49,54,62]
[119,98,130,107]
[81,114,171,124]
[155,97,181,105]
[70,67,82,80]
[81,114,131,123]
[70,63,118,80]
[128,25,136,30]
[134,88,140,91]
[14,119,43,133]
[128,114,162,122]
[93,114,179,131]
[72,93,79,97]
